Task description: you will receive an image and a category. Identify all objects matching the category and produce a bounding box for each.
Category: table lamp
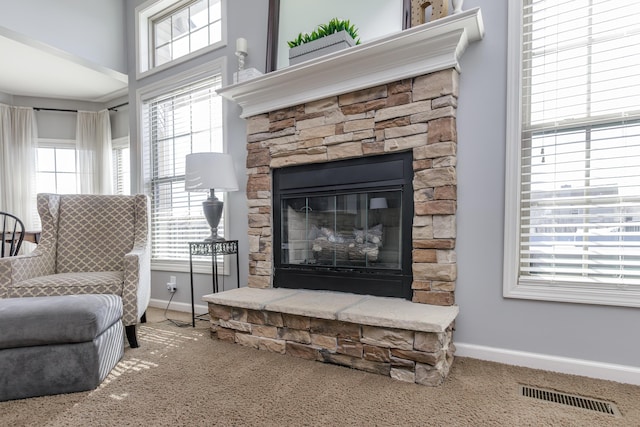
[185,152,239,242]
[369,197,388,210]
[369,197,388,227]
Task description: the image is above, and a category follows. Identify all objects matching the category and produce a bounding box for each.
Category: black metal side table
[188,240,239,327]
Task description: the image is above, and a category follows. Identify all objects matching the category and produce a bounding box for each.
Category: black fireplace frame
[273,152,414,299]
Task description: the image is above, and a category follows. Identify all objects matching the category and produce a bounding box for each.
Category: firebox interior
[273,152,414,299]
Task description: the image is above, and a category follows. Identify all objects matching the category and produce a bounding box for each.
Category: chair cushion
[0,294,123,349]
[8,271,124,298]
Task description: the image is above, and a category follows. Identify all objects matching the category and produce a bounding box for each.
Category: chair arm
[0,250,53,298]
[0,257,10,298]
[122,245,151,326]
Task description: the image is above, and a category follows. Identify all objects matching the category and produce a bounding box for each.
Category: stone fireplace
[207,8,484,386]
[245,69,459,306]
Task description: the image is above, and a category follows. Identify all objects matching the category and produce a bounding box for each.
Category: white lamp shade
[369,197,388,210]
[185,152,239,192]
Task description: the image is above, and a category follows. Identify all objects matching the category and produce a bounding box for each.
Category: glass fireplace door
[281,190,402,270]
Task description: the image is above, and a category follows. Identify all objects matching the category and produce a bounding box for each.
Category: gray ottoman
[0,294,124,401]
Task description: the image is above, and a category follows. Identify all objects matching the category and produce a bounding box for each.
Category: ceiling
[0,30,128,103]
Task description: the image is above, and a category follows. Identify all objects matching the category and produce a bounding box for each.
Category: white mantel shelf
[217,8,484,118]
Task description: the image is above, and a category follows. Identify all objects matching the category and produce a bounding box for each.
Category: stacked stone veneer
[208,303,455,386]
[245,68,460,306]
[211,69,462,385]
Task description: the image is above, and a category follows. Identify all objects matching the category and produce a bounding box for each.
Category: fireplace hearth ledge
[204,288,458,386]
[203,288,458,333]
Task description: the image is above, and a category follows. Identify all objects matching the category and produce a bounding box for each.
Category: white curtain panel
[0,104,37,229]
[77,109,113,195]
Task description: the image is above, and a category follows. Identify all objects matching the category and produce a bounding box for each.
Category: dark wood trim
[266,0,280,73]
[403,0,411,29]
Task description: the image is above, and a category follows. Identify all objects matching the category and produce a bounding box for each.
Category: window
[37,138,128,195]
[136,0,225,77]
[112,137,131,195]
[34,139,78,229]
[140,64,225,266]
[505,0,640,307]
[36,140,78,195]
[152,0,222,67]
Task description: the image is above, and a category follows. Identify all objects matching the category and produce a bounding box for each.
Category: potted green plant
[287,18,361,65]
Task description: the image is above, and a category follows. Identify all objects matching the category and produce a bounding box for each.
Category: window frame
[135,0,227,80]
[136,58,229,274]
[36,138,79,195]
[33,138,78,229]
[503,1,640,308]
[112,136,131,195]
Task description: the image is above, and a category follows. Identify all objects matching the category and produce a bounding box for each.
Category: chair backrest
[55,195,138,273]
[1,211,25,257]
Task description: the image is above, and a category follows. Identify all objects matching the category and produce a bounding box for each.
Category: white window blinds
[142,75,223,262]
[519,0,640,290]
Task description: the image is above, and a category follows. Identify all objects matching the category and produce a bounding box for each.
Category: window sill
[152,260,230,275]
[504,281,640,308]
[136,40,227,81]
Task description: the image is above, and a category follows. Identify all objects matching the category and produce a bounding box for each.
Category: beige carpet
[1,308,639,427]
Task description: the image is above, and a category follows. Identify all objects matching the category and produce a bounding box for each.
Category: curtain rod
[33,107,77,113]
[32,102,129,113]
[108,102,128,111]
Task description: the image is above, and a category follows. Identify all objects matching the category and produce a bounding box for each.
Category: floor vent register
[519,385,621,417]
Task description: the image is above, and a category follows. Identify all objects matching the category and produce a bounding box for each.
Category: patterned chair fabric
[0,194,151,336]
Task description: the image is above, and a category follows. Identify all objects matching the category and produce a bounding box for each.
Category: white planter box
[289,30,356,66]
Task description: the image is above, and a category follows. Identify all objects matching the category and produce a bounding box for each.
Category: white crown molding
[217,8,484,118]
[456,343,640,386]
[94,87,129,104]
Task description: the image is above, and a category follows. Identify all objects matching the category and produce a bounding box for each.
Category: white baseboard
[149,298,208,314]
[455,342,640,386]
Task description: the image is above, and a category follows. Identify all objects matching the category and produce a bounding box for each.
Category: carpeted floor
[1,307,639,426]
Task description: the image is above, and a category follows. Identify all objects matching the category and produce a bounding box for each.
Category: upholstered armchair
[0,194,150,348]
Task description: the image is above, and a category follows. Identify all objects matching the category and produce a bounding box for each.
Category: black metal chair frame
[1,211,25,257]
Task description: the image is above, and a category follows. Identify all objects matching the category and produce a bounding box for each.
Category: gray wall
[455,0,639,367]
[108,96,131,140]
[0,91,12,104]
[126,0,640,368]
[0,0,127,73]
[125,0,267,309]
